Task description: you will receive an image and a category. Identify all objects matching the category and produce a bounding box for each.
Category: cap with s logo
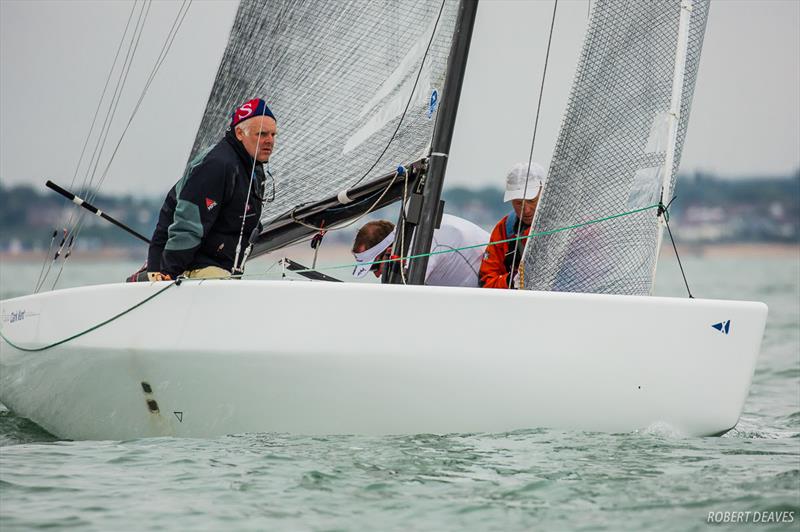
[231,98,276,128]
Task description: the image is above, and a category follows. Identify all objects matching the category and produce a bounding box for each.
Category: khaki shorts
[183,266,232,279]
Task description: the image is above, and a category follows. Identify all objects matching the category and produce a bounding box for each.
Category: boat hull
[0,280,767,439]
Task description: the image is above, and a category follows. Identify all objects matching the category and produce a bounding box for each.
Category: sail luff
[651,0,695,286]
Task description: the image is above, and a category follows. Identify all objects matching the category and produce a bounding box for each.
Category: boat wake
[723,416,799,440]
[637,421,689,439]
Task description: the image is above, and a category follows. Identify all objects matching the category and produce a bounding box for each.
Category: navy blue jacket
[150,130,266,277]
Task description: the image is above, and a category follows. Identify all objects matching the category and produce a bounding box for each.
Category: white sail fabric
[522,0,709,295]
[189,0,458,224]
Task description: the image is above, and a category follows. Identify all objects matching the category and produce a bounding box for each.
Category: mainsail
[189,0,459,229]
[523,0,710,295]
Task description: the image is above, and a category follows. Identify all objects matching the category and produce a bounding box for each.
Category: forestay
[523,0,710,295]
[188,0,459,226]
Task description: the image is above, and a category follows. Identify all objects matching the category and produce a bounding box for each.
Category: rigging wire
[660,197,693,298]
[34,1,144,294]
[50,0,192,290]
[49,0,151,284]
[81,0,152,198]
[91,0,193,197]
[33,230,59,293]
[508,0,559,289]
[51,0,153,290]
[68,1,139,193]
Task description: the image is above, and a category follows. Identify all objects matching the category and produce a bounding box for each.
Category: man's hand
[147,272,173,282]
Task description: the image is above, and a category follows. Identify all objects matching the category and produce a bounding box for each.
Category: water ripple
[0,260,798,530]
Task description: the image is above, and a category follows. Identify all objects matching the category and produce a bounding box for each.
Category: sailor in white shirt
[352,214,489,287]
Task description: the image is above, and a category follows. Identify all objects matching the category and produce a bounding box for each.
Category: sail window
[626,166,662,210]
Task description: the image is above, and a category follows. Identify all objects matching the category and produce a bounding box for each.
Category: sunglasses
[370,248,394,273]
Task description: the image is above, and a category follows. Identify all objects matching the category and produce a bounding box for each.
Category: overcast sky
[1,0,798,197]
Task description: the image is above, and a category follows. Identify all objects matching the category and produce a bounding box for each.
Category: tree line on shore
[1,170,797,252]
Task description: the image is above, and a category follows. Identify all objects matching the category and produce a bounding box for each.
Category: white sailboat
[0,0,767,440]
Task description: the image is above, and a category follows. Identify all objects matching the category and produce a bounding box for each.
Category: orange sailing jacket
[479,213,530,289]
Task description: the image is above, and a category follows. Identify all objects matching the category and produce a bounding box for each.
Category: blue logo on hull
[712,320,731,334]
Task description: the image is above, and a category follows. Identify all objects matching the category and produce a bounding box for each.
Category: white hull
[0,280,767,440]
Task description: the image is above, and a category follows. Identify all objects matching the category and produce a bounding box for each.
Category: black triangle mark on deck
[174,411,183,422]
[712,322,723,331]
[724,320,731,334]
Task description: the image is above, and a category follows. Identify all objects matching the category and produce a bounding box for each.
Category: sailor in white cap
[479,162,547,289]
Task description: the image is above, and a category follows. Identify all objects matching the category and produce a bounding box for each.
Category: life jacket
[479,212,531,289]
[503,213,529,274]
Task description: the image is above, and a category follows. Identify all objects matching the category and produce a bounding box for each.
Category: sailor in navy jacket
[149,98,276,280]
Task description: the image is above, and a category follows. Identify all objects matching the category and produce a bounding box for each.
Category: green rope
[0,203,662,351]
[0,282,177,352]
[279,202,662,276]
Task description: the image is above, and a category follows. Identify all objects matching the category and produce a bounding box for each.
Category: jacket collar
[505,211,530,236]
[224,129,265,181]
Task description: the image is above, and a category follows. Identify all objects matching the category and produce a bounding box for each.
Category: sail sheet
[188,0,458,225]
[522,0,709,295]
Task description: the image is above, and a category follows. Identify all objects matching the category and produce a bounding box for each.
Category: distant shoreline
[659,242,799,258]
[0,248,142,263]
[1,242,798,263]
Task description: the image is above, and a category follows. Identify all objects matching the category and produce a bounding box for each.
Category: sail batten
[523,0,710,295]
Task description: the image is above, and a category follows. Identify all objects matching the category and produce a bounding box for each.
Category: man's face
[235,116,277,162]
[354,245,392,278]
[511,193,540,226]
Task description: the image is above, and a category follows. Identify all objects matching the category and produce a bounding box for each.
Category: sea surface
[0,253,798,530]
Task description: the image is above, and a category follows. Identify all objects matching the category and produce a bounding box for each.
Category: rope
[260,203,663,277]
[2,203,669,352]
[398,169,410,285]
[509,0,559,288]
[0,282,177,353]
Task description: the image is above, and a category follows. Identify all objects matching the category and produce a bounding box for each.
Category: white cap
[352,229,396,278]
[503,162,547,202]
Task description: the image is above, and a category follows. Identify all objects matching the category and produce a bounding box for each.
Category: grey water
[1,254,798,530]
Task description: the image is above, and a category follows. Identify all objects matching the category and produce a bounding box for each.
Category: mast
[406,0,479,285]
